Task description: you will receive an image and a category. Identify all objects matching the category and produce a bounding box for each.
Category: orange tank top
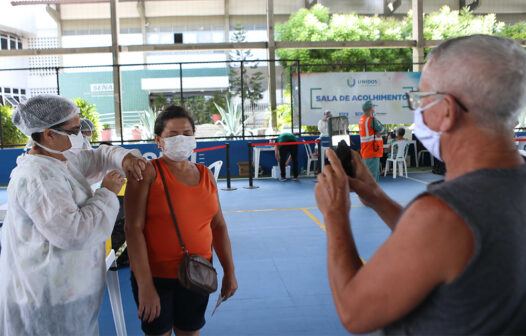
[144,159,218,278]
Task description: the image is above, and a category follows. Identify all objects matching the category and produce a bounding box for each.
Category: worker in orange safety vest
[358,100,386,181]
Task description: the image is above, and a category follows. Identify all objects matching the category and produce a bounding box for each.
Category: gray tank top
[384,158,526,335]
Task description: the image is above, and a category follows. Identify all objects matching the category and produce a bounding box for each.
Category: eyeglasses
[405,91,468,112]
[53,127,81,136]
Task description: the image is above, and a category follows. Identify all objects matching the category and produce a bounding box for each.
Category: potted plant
[131,125,142,140]
[101,124,112,141]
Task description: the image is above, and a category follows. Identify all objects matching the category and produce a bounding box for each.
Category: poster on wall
[297,72,421,125]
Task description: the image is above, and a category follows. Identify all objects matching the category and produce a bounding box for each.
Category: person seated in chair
[387,127,408,159]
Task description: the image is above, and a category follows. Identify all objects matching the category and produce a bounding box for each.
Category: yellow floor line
[301,208,366,264]
[301,208,326,232]
[224,206,318,214]
[223,204,366,214]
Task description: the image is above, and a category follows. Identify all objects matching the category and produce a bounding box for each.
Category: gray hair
[426,34,526,131]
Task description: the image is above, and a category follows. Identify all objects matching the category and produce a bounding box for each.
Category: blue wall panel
[0,136,362,185]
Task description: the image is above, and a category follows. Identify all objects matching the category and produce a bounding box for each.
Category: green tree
[276,5,413,72]
[0,104,28,146]
[276,5,525,72]
[151,95,168,113]
[497,21,526,40]
[229,24,265,105]
[172,96,210,124]
[207,93,227,116]
[73,98,101,141]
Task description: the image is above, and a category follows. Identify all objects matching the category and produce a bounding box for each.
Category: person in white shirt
[80,118,95,149]
[317,110,332,138]
[0,94,147,335]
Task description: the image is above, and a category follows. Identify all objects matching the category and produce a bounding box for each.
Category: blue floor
[0,173,444,335]
[97,173,442,336]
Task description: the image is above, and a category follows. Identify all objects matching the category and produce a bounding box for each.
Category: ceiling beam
[1,39,524,58]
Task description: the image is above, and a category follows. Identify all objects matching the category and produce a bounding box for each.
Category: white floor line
[405,175,430,185]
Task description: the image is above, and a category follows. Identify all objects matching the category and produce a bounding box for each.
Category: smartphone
[327,116,355,177]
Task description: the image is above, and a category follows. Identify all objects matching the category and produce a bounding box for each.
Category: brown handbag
[154,160,218,296]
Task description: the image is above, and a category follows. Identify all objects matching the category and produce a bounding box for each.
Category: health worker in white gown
[0,94,147,336]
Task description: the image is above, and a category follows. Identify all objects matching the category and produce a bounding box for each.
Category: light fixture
[384,0,401,15]
[460,0,480,11]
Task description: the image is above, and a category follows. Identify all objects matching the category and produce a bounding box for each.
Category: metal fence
[2,59,524,148]
[0,59,291,148]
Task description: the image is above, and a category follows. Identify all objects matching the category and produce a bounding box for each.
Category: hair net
[80,118,95,132]
[12,94,79,136]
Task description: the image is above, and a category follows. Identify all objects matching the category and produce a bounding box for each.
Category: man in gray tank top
[314,34,526,335]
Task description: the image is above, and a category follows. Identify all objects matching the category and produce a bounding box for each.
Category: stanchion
[221,143,237,191]
[317,139,323,174]
[312,139,323,183]
[244,142,259,189]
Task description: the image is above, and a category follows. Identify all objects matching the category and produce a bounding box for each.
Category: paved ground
[0,172,444,335]
[94,172,442,336]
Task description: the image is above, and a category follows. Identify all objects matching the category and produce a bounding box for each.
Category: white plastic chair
[303,141,319,176]
[208,160,223,182]
[385,140,409,179]
[105,249,127,336]
[417,149,434,167]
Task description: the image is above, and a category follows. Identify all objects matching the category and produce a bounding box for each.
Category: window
[0,33,22,50]
[1,87,27,106]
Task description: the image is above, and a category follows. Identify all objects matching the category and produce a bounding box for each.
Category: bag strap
[154,159,187,254]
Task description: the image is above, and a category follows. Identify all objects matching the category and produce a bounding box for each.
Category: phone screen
[328,116,350,147]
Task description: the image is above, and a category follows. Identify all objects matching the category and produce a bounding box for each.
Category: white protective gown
[0,145,139,336]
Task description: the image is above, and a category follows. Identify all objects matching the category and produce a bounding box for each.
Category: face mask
[83,136,92,149]
[59,131,85,155]
[162,135,196,161]
[35,130,84,156]
[413,99,443,161]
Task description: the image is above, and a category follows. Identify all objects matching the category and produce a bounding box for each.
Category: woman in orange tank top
[125,106,237,336]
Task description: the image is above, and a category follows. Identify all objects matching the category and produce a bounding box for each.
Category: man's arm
[372,118,386,136]
[315,150,475,333]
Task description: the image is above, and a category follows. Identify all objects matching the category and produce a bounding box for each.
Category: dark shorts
[131,272,210,334]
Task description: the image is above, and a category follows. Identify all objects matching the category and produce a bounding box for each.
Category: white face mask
[162,135,196,161]
[413,99,443,161]
[35,130,84,156]
[83,136,92,149]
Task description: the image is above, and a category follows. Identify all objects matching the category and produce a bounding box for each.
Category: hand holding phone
[334,140,355,178]
[327,116,355,177]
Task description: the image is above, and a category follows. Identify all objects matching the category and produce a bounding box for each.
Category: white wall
[0,2,57,37]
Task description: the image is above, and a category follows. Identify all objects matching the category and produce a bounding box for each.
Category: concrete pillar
[110,0,123,138]
[137,0,147,66]
[412,0,425,72]
[266,0,277,129]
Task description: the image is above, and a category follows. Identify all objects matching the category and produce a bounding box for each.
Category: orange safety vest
[359,114,384,159]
